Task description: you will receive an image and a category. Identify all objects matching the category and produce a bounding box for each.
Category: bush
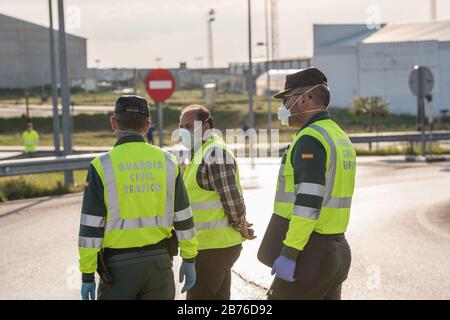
[0,178,71,201]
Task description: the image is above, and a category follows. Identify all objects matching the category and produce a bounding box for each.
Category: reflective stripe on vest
[80,214,106,228]
[190,200,224,211]
[100,151,176,231]
[78,236,103,248]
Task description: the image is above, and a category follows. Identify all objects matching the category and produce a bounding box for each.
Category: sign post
[409,65,434,156]
[145,69,175,148]
[426,94,433,155]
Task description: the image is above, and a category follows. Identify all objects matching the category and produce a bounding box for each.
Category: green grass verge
[0,170,86,202]
[355,144,450,156]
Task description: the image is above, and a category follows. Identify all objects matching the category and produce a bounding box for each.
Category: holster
[97,249,113,287]
[166,229,179,259]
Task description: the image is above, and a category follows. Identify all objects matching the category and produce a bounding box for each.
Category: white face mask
[178,116,211,149]
[277,95,303,126]
[277,84,325,126]
[179,128,194,149]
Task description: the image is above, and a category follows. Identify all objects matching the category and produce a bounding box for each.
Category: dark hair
[311,85,331,107]
[115,112,149,132]
[181,104,214,128]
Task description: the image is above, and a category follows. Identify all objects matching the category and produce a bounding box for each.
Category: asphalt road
[0,156,449,300]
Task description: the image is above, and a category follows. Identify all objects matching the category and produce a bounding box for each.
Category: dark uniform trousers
[97,249,175,300]
[267,233,351,300]
[187,244,242,300]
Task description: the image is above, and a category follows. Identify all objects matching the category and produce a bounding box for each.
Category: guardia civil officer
[78,95,198,300]
[258,68,356,300]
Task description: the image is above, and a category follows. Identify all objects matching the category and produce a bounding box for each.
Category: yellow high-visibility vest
[274,119,356,250]
[183,134,244,251]
[22,130,39,152]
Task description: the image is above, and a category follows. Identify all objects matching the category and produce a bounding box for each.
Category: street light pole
[247,0,254,130]
[195,56,204,68]
[57,0,74,185]
[48,0,61,156]
[264,0,272,131]
[155,57,162,68]
[207,9,215,68]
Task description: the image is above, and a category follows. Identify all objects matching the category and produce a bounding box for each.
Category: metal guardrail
[349,131,450,143]
[1,131,449,177]
[0,148,188,177]
[0,154,98,177]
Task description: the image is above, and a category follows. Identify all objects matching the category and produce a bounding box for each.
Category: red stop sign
[145,69,175,103]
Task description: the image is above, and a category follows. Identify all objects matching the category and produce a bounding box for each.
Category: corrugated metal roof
[363,21,450,43]
[314,24,382,48]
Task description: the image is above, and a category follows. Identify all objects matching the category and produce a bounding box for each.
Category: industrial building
[229,56,311,78]
[313,22,450,115]
[0,13,87,89]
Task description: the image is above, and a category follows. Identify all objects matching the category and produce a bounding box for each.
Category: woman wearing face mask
[258,67,357,300]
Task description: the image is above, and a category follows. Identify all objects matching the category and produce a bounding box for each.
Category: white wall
[313,43,450,115]
[312,51,359,108]
[358,42,450,115]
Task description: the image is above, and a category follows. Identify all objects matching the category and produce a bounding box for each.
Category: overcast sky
[1,0,450,68]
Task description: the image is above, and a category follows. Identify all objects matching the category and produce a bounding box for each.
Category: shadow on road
[0,197,53,219]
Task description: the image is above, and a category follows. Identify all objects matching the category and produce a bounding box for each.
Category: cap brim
[272,88,293,99]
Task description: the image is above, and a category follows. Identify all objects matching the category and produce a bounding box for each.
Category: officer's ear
[202,121,210,132]
[110,115,118,131]
[302,93,315,108]
[144,119,151,133]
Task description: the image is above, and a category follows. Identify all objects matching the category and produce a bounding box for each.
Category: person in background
[22,122,39,158]
[146,123,156,144]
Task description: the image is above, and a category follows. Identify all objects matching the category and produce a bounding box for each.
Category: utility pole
[25,90,30,120]
[133,68,138,94]
[58,0,73,185]
[430,0,437,21]
[270,0,279,59]
[247,0,254,129]
[426,94,434,155]
[155,57,162,68]
[48,0,61,156]
[195,56,204,68]
[207,9,215,68]
[264,0,272,131]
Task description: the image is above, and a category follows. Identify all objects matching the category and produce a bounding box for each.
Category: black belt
[104,239,168,259]
[310,231,345,240]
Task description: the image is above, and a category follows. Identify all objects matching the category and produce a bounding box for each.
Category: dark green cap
[114,95,150,116]
[273,67,328,99]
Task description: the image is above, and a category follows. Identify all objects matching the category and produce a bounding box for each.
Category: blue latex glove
[271,255,296,282]
[81,281,96,300]
[179,261,196,293]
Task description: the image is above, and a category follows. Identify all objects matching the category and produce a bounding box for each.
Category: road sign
[145,69,175,103]
[145,69,175,148]
[409,65,434,97]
